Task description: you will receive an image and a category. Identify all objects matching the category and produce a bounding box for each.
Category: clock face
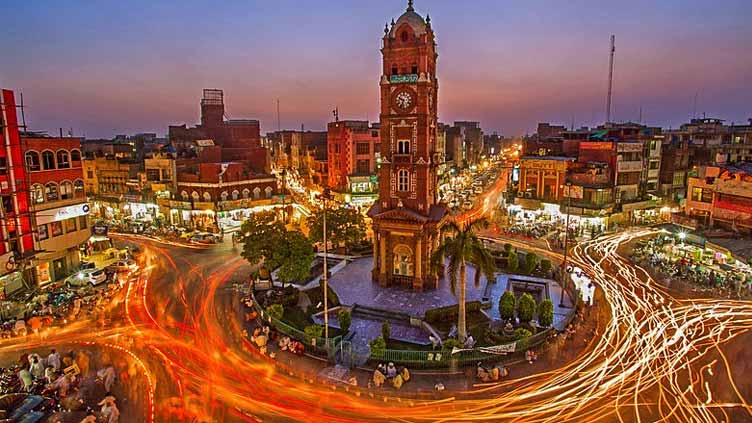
[394,91,413,110]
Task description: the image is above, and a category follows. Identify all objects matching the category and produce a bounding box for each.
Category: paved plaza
[328,257,575,329]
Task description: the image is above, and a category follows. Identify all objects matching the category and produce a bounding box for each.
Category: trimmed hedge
[425,301,483,323]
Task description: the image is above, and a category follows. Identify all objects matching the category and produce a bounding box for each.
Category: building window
[221,192,228,201]
[672,172,686,187]
[391,66,398,76]
[649,161,659,170]
[265,186,273,199]
[233,190,241,200]
[65,217,77,233]
[203,192,211,202]
[356,143,370,155]
[87,170,94,179]
[74,180,84,197]
[50,221,63,237]
[397,140,410,154]
[25,151,41,171]
[191,191,200,201]
[253,187,261,200]
[411,64,418,74]
[181,191,189,200]
[42,151,55,170]
[146,169,161,181]
[79,215,88,230]
[37,224,49,241]
[31,184,45,203]
[356,159,370,174]
[71,149,81,162]
[56,150,70,169]
[60,181,73,200]
[45,183,59,201]
[397,169,409,191]
[241,189,249,199]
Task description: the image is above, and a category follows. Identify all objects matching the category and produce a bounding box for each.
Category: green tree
[523,252,540,275]
[337,309,352,334]
[506,250,519,273]
[442,337,462,352]
[537,299,554,327]
[503,243,513,254]
[369,336,386,357]
[516,293,536,323]
[381,321,391,342]
[308,206,366,253]
[239,211,285,269]
[266,303,284,321]
[274,231,315,285]
[514,327,532,340]
[499,291,516,320]
[431,218,496,342]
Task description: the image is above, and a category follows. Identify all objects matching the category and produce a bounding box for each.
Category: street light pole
[321,188,331,345]
[560,182,572,308]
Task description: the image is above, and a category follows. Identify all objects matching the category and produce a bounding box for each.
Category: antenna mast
[276,98,281,132]
[606,34,615,125]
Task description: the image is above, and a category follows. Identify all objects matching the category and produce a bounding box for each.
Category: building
[517,156,574,204]
[686,164,752,233]
[444,121,483,168]
[83,156,143,222]
[0,89,35,294]
[368,1,447,291]
[160,161,281,232]
[22,135,90,286]
[327,120,380,206]
[658,134,690,202]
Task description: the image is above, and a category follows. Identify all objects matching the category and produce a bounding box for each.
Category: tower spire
[407,0,414,12]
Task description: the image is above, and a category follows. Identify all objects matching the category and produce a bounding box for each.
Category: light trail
[2,229,749,422]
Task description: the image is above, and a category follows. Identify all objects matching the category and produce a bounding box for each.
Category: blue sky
[1,0,750,137]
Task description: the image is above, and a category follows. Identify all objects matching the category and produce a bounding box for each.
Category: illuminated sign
[37,203,90,225]
[389,74,419,84]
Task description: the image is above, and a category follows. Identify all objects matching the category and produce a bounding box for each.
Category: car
[106,259,139,275]
[463,201,473,210]
[64,269,108,287]
[190,233,218,244]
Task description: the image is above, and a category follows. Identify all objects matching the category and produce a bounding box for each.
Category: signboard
[92,223,109,236]
[580,142,613,151]
[479,343,516,354]
[617,142,643,152]
[389,74,419,84]
[36,203,90,225]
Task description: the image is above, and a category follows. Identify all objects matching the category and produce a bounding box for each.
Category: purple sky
[1,0,750,138]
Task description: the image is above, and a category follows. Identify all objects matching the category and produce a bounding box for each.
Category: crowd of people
[633,237,752,297]
[0,347,139,422]
[371,362,410,389]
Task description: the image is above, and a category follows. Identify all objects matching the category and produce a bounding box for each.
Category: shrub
[507,250,519,273]
[266,303,284,321]
[425,301,483,323]
[381,321,391,342]
[540,259,552,275]
[524,252,539,275]
[499,291,516,320]
[304,324,324,340]
[537,299,554,328]
[369,336,386,357]
[442,337,462,352]
[514,328,533,350]
[516,293,536,323]
[337,309,352,334]
[503,243,513,254]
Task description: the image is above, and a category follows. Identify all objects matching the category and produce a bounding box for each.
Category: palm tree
[431,218,497,342]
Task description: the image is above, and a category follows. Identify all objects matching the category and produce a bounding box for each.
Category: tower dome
[389,0,428,38]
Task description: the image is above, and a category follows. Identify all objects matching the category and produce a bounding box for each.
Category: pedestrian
[45,366,56,384]
[18,367,33,392]
[78,413,96,423]
[76,350,90,378]
[47,349,61,371]
[99,395,120,423]
[29,355,45,379]
[97,365,117,393]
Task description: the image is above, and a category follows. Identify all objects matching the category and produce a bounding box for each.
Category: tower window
[398,169,409,191]
[391,66,398,76]
[397,140,410,154]
[411,64,418,74]
[401,31,408,42]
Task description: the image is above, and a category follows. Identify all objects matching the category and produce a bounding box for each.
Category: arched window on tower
[393,244,414,277]
[397,139,410,154]
[42,151,55,170]
[265,186,273,199]
[397,169,409,192]
[203,192,211,202]
[391,65,398,76]
[56,150,70,169]
[253,187,261,200]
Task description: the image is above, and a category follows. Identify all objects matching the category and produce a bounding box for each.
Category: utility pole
[606,35,616,125]
[276,98,281,132]
[320,188,332,345]
[560,182,572,308]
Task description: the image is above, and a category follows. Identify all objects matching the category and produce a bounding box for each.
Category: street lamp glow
[678,231,687,240]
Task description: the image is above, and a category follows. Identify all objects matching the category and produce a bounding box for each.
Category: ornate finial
[390,18,395,26]
[407,0,414,12]
[426,14,431,25]
[384,22,389,35]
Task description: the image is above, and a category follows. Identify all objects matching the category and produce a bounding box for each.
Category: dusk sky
[1,0,750,138]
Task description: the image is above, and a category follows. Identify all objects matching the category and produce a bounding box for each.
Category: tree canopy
[308,206,367,251]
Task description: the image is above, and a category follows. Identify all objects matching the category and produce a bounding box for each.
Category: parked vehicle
[64,269,107,288]
[106,259,139,275]
[190,233,218,244]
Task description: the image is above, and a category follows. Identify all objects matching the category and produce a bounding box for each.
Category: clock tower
[368,0,447,291]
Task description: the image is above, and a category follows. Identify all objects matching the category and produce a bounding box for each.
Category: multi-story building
[517,156,574,204]
[83,156,142,221]
[686,164,752,233]
[22,135,89,286]
[444,121,483,168]
[0,89,35,294]
[658,134,691,202]
[327,120,381,206]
